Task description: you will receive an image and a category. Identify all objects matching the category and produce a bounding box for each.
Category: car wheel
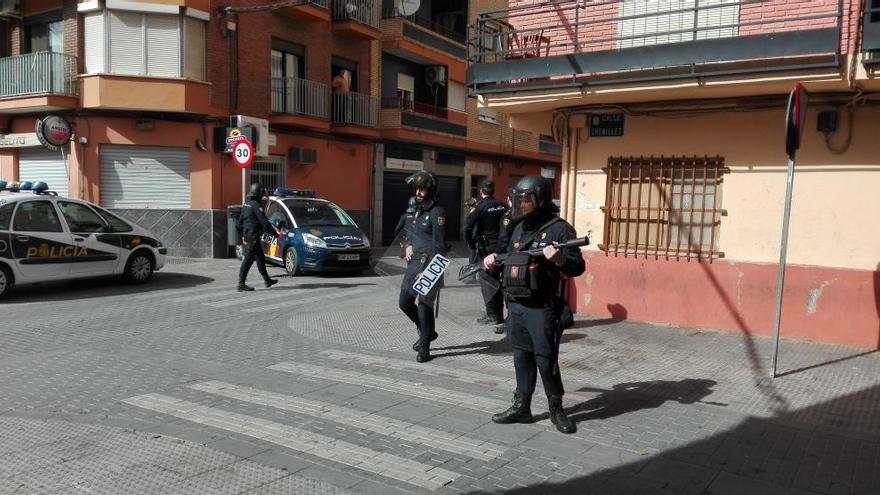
[284,247,300,277]
[0,264,12,299]
[125,251,154,283]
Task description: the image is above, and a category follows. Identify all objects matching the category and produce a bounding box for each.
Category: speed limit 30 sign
[232,139,254,168]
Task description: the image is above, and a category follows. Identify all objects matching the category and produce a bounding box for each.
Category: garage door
[381,171,462,245]
[435,175,461,242]
[18,147,69,197]
[100,145,190,208]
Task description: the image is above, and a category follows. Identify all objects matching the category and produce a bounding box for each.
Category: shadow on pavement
[271,282,377,290]
[563,379,723,423]
[2,272,214,303]
[481,384,880,495]
[432,333,587,358]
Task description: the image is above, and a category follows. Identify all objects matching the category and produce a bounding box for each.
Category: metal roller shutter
[99,145,190,208]
[18,147,69,197]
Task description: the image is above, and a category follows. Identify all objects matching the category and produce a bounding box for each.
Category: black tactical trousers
[508,301,564,397]
[239,236,270,285]
[399,286,435,340]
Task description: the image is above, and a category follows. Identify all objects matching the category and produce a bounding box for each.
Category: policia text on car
[483,175,587,434]
[397,171,447,364]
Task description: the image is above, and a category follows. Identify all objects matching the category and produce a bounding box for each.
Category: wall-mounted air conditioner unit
[288,147,318,165]
[425,66,447,86]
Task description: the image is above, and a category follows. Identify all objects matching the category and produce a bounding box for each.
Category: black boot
[237,284,255,292]
[492,391,533,424]
[412,329,438,351]
[548,395,576,434]
[476,314,496,324]
[493,322,506,334]
[264,278,278,288]
[416,340,431,363]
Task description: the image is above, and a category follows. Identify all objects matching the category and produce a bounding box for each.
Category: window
[479,107,498,124]
[601,156,727,260]
[12,201,63,232]
[83,10,206,79]
[265,202,290,228]
[0,203,14,230]
[93,207,133,232]
[284,200,355,227]
[617,0,739,49]
[25,18,63,53]
[271,42,305,114]
[397,73,415,104]
[250,157,285,194]
[447,81,466,112]
[58,201,109,233]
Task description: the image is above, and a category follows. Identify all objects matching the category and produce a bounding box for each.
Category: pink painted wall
[572,252,880,350]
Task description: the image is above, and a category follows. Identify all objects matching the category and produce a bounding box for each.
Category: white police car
[0,180,167,298]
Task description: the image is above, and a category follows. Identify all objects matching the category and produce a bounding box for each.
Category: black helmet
[405,196,418,214]
[405,170,438,201]
[248,182,264,199]
[480,180,495,196]
[510,175,554,221]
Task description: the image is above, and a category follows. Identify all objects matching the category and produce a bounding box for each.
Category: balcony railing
[381,96,448,120]
[331,0,377,27]
[332,92,378,127]
[271,77,329,119]
[382,7,466,44]
[0,52,78,98]
[468,0,843,93]
[864,0,880,56]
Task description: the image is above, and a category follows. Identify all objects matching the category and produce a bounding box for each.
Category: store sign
[0,133,41,149]
[35,116,73,151]
[224,127,254,154]
[386,158,423,171]
[589,113,625,137]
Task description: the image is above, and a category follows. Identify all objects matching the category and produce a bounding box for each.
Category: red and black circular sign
[35,115,72,151]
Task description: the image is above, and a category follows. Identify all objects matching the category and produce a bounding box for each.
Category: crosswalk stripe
[268,361,508,412]
[122,393,458,490]
[242,287,373,313]
[132,285,230,301]
[189,381,507,461]
[204,286,337,308]
[317,350,509,388]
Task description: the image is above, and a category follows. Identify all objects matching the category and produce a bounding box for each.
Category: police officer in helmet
[238,183,280,291]
[399,171,447,363]
[393,196,419,241]
[483,175,585,434]
[464,180,508,327]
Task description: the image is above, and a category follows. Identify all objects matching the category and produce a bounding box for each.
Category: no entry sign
[232,139,254,168]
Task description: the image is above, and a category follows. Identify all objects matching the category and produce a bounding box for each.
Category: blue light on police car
[31,181,49,193]
[7,181,20,191]
[0,181,7,190]
[18,181,33,191]
[274,187,316,198]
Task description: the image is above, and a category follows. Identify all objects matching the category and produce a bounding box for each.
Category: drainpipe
[559,119,570,221]
[567,126,580,225]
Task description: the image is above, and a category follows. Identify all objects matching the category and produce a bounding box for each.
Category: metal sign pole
[241,167,246,205]
[770,155,796,378]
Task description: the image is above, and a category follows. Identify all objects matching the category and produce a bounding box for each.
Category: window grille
[600,156,728,260]
[251,157,285,194]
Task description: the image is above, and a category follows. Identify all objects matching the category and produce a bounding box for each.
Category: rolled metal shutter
[99,145,190,208]
[18,147,69,197]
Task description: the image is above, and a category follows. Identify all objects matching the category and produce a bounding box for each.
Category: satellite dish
[397,0,420,16]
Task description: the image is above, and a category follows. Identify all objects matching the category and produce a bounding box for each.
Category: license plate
[337,254,360,261]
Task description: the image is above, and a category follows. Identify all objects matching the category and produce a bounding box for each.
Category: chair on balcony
[505,30,550,59]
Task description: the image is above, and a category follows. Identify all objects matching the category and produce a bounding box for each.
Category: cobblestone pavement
[0,256,879,494]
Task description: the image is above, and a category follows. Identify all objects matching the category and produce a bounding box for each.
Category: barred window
[600,156,728,260]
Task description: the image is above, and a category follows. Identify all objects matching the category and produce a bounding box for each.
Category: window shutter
[146,14,180,76]
[447,81,466,112]
[109,10,145,75]
[84,11,104,73]
[183,16,205,80]
[397,73,414,93]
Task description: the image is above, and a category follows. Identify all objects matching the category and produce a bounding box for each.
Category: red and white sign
[232,139,254,168]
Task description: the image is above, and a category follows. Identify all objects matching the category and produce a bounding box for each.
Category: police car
[0,180,167,299]
[257,188,370,275]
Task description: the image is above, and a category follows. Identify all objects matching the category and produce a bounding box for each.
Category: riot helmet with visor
[510,175,554,221]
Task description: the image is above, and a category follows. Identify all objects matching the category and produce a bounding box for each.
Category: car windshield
[283,199,356,227]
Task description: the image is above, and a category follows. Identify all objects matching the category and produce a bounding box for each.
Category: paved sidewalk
[0,257,878,494]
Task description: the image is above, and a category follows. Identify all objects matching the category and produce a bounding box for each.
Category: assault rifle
[457,236,590,282]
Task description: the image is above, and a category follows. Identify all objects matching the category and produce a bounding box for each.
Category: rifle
[457,236,590,282]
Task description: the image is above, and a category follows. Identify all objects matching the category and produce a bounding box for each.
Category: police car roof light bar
[7,181,20,191]
[31,181,49,193]
[0,181,7,190]
[19,181,33,191]
[274,187,316,198]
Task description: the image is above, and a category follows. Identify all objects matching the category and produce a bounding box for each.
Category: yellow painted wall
[566,106,880,271]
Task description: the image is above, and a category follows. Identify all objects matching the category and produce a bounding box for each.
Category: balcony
[468,0,843,96]
[0,52,78,114]
[380,96,467,137]
[381,7,467,79]
[331,92,379,138]
[331,0,380,40]
[864,0,880,66]
[80,75,210,114]
[270,76,330,130]
[274,0,330,22]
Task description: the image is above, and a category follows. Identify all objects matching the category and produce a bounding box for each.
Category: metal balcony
[0,52,78,98]
[332,92,378,127]
[382,7,466,45]
[381,96,448,120]
[271,77,329,119]
[331,0,377,27]
[468,0,843,94]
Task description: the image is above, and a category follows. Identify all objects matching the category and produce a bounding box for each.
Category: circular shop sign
[35,115,73,151]
[232,139,254,169]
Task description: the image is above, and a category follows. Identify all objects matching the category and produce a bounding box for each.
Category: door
[56,200,121,275]
[9,199,74,282]
[381,171,413,245]
[435,175,462,241]
[18,147,69,197]
[99,145,190,208]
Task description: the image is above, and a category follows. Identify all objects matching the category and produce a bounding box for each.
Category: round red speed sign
[232,139,254,168]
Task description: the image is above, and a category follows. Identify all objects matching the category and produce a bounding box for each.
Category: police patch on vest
[437,216,445,226]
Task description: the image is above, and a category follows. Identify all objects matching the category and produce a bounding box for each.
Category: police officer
[393,196,419,241]
[399,171,446,363]
[238,183,280,292]
[483,175,585,434]
[464,180,508,327]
